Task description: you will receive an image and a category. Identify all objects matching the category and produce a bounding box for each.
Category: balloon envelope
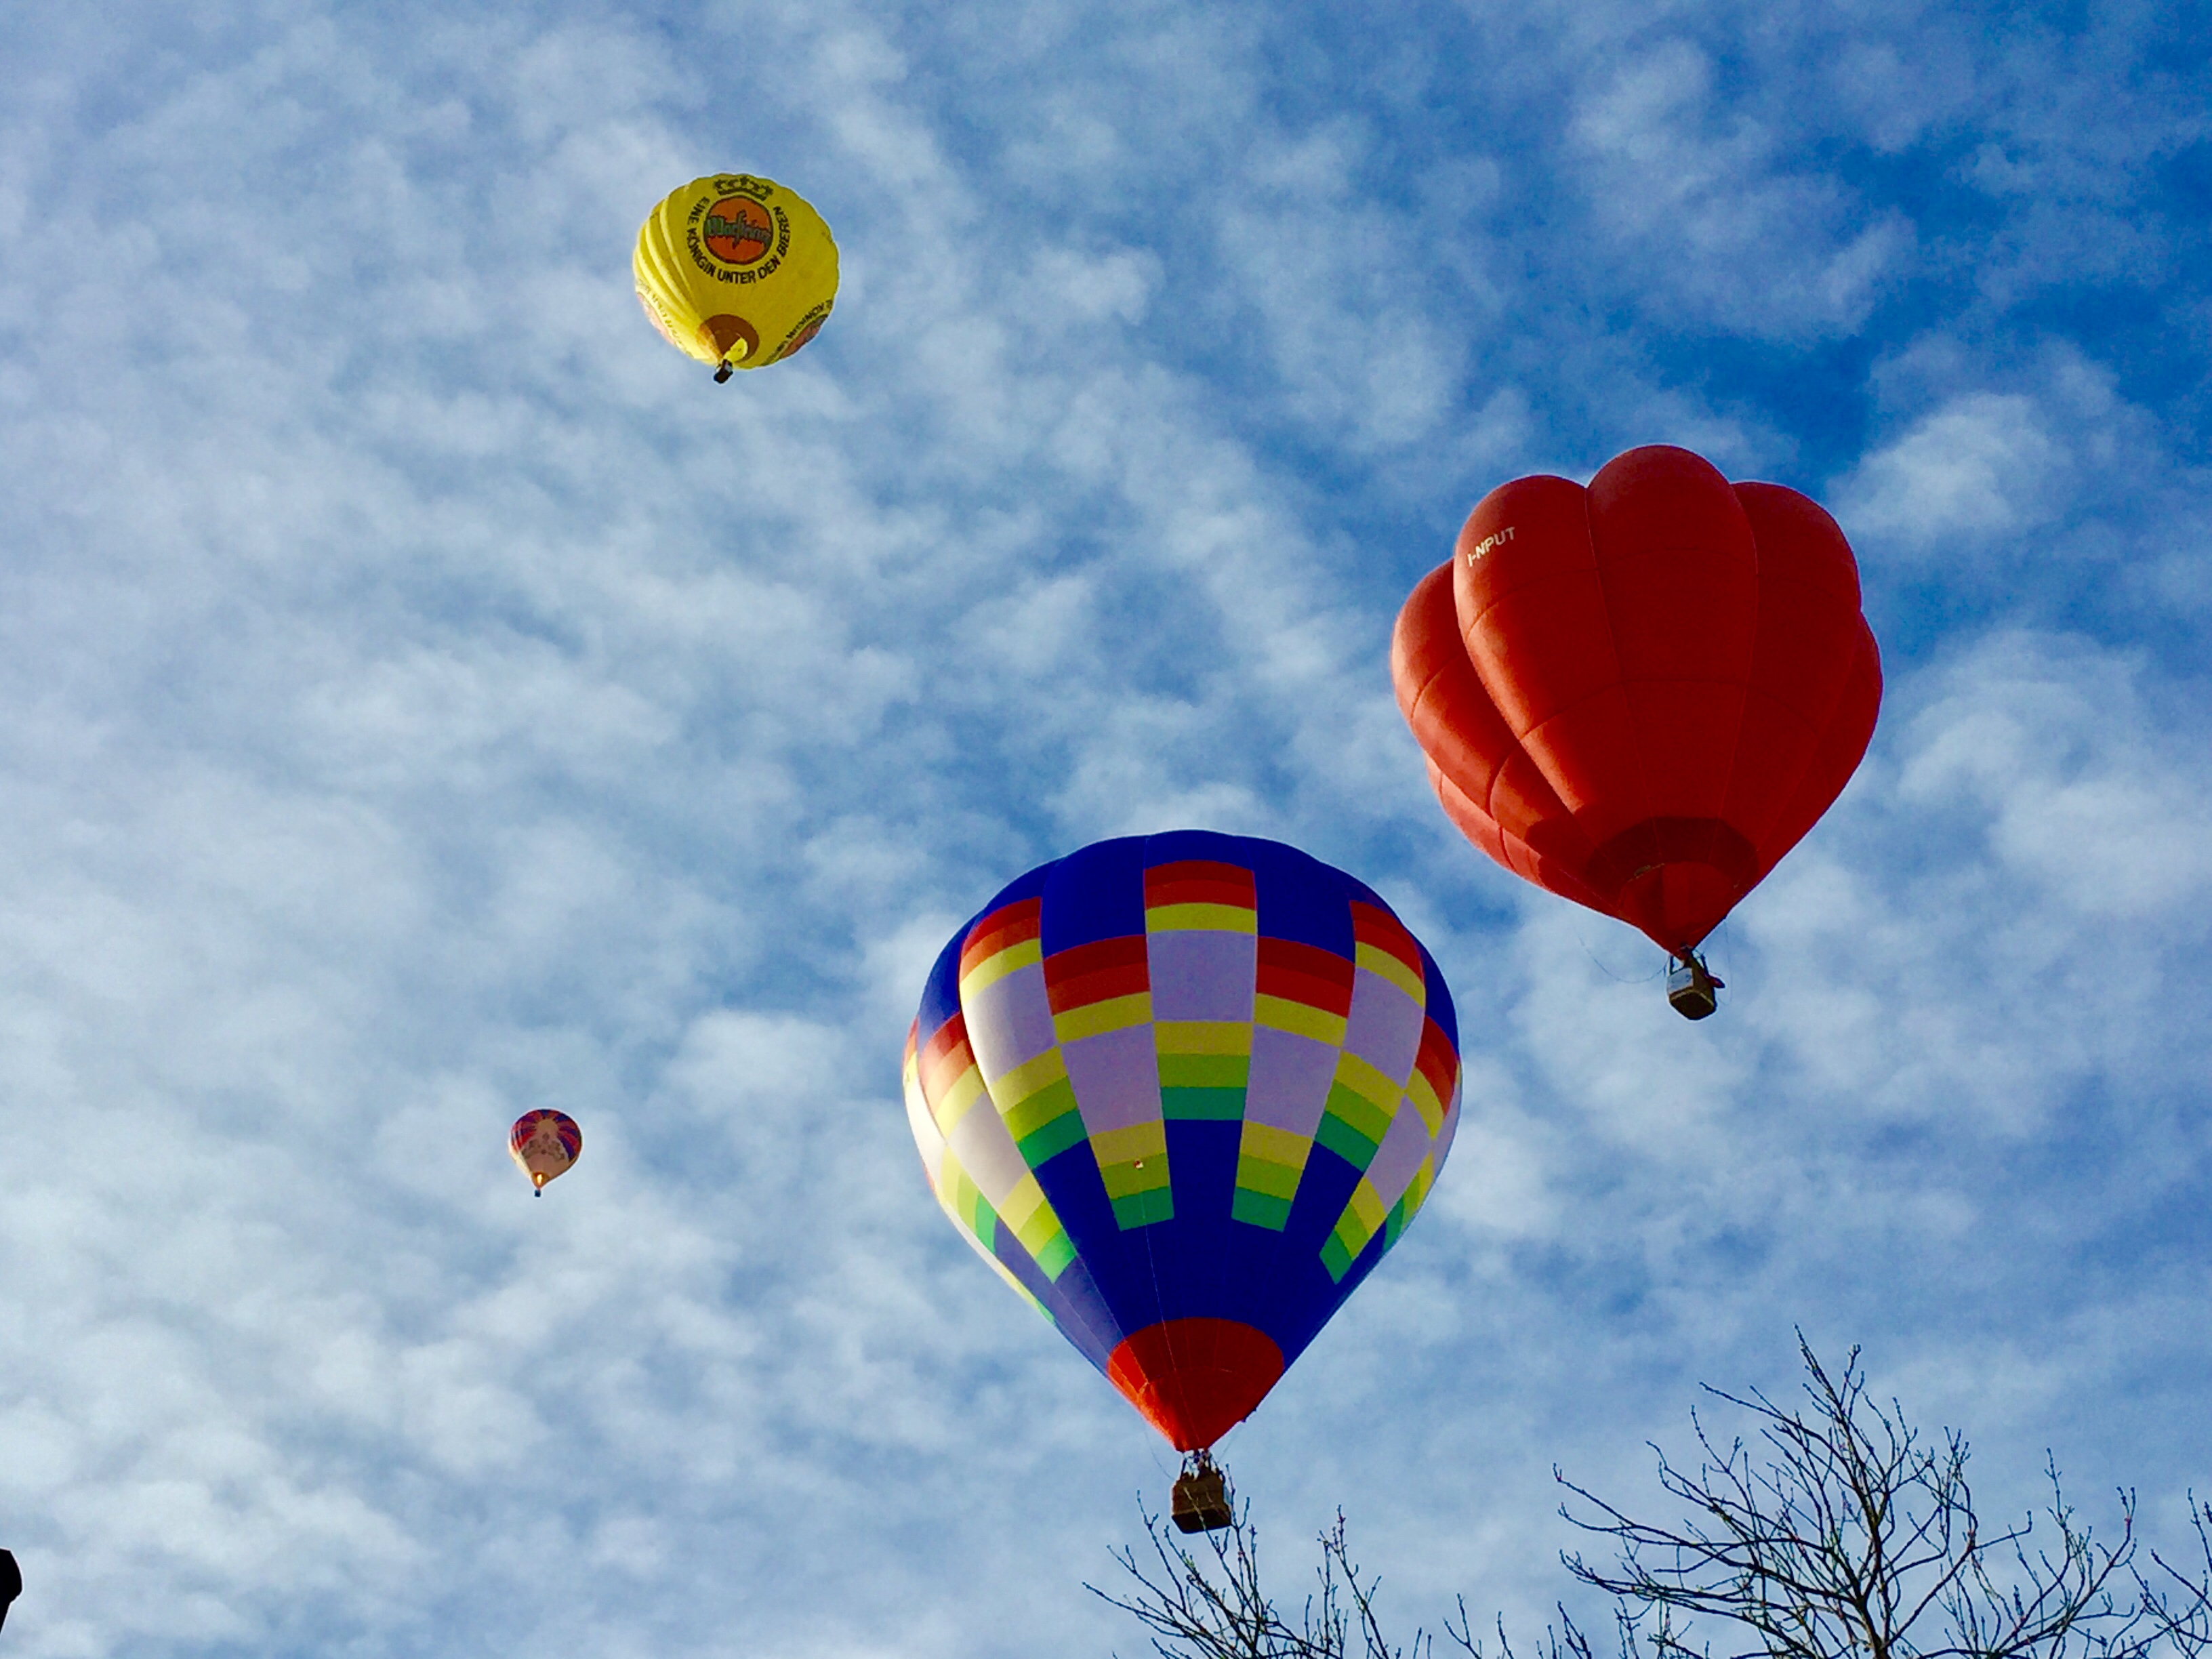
[633,173,838,375]
[510,1109,581,1192]
[1392,444,1881,955]
[903,832,1462,1452]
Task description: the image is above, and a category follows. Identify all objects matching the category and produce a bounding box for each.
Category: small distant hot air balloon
[1391,445,1881,1019]
[510,1110,581,1195]
[634,173,838,381]
[903,832,1462,1529]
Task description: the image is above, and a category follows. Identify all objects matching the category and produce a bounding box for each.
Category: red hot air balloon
[510,1110,581,1195]
[1391,445,1881,1018]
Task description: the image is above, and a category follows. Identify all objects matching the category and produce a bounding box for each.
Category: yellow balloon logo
[701,194,777,266]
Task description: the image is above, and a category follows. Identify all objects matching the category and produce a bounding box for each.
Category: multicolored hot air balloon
[1392,444,1881,1019]
[634,173,838,382]
[510,1109,581,1195]
[903,832,1462,1527]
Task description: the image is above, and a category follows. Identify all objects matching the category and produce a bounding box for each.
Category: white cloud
[1840,392,2065,546]
[1565,39,1910,340]
[0,2,2207,1656]
[1899,635,2212,920]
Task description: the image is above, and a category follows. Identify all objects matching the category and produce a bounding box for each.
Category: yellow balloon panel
[634,173,839,375]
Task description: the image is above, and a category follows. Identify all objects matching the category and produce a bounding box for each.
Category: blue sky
[1,1,2209,1653]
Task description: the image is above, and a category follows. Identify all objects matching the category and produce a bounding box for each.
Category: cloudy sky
[1,0,2209,1653]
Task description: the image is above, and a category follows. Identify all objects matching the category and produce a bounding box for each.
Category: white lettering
[1465,524,1517,565]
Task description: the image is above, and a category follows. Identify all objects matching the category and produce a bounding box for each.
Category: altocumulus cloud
[0,0,2208,1655]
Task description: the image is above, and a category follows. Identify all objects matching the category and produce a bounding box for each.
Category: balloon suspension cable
[1575,925,1664,985]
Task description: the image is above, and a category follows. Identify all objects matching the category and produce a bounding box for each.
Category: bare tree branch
[2139,1496,2212,1659]
[1090,1500,1451,1658]
[1095,1338,2165,1659]
[1557,1336,2147,1659]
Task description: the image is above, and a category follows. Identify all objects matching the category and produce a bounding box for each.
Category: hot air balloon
[634,173,838,382]
[1391,445,1881,1019]
[510,1109,581,1195]
[903,832,1461,1529]
[0,1546,17,1631]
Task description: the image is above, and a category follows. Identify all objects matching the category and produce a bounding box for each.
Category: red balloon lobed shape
[1393,445,1881,954]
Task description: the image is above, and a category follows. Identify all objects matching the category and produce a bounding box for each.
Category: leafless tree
[1088,1496,1444,1659]
[1097,1339,2158,1659]
[1557,1336,2148,1659]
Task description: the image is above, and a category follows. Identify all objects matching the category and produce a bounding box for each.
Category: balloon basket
[1666,951,1723,1021]
[1170,1452,1233,1534]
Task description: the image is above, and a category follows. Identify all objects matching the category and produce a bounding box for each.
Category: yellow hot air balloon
[634,173,838,381]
